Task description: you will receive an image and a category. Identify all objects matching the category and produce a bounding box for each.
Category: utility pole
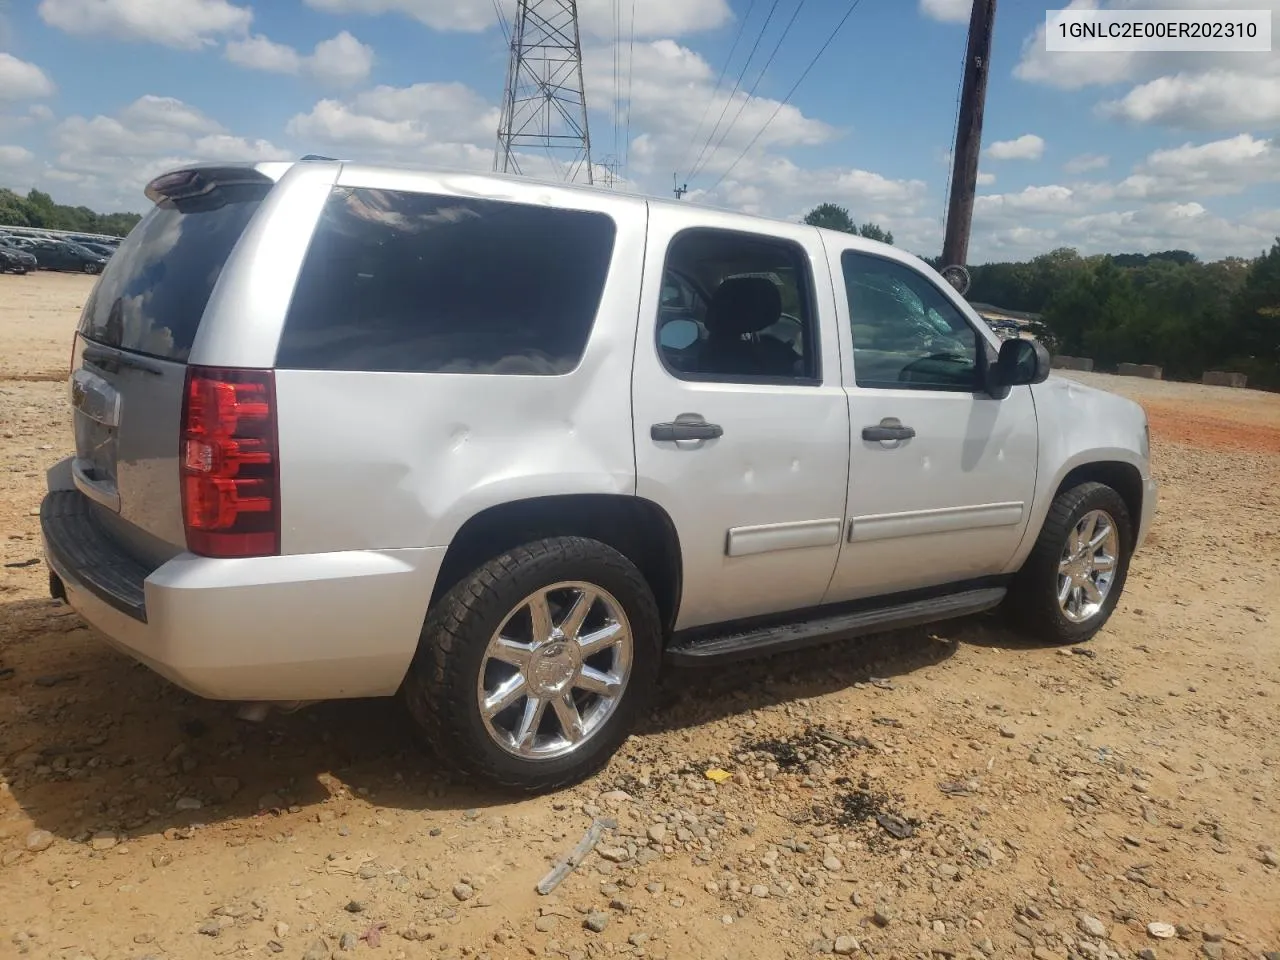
[941,0,997,287]
[494,0,593,184]
[673,175,688,200]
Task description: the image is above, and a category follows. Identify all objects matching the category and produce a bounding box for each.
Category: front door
[632,207,850,631]
[822,244,1040,603]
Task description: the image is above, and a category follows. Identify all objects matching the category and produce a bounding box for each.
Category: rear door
[632,206,850,631]
[68,167,279,565]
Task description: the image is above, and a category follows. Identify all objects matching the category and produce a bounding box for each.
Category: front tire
[401,537,661,792]
[1007,482,1133,645]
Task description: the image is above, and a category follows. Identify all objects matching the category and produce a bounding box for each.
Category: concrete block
[1117,362,1163,380]
[1202,370,1247,388]
[1051,355,1094,372]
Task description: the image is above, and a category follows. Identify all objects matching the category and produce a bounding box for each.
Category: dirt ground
[2,271,1278,960]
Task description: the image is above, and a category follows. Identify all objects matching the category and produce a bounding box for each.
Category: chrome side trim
[726,519,842,558]
[849,502,1025,543]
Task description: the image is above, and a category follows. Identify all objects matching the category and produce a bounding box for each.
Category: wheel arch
[1052,460,1144,548]
[429,494,684,636]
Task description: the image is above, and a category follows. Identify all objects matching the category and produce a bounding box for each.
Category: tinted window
[78,184,268,361]
[841,251,979,391]
[275,187,617,374]
[657,229,818,384]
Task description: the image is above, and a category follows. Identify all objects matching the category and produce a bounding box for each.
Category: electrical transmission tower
[494,0,594,184]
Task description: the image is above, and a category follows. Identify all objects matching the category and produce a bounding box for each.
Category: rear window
[274,186,617,375]
[78,184,267,361]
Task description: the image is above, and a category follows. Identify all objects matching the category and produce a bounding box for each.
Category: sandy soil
[2,271,1278,960]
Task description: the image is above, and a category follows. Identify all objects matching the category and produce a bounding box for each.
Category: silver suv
[42,159,1156,791]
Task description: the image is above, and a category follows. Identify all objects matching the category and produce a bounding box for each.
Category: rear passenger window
[276,187,617,374]
[657,229,819,384]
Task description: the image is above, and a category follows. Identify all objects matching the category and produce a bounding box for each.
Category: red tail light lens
[180,367,279,558]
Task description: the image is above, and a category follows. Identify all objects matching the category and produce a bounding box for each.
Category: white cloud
[309,31,375,86]
[120,95,224,135]
[225,34,302,73]
[0,145,36,165]
[977,172,996,186]
[1100,69,1280,129]
[976,184,1079,219]
[38,0,252,49]
[0,53,56,100]
[287,82,499,152]
[29,104,56,122]
[225,30,375,86]
[1064,153,1109,174]
[1014,0,1280,133]
[47,94,287,209]
[585,39,835,179]
[301,0,730,36]
[919,0,971,22]
[1127,134,1279,196]
[986,134,1045,161]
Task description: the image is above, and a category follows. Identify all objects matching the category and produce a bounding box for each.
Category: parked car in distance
[78,242,116,259]
[33,239,109,274]
[0,239,38,274]
[42,160,1157,793]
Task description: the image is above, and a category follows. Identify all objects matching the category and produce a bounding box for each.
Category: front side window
[841,250,979,390]
[276,187,617,374]
[657,229,819,384]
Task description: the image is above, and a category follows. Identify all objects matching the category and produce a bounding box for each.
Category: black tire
[401,537,662,792]
[1006,481,1133,645]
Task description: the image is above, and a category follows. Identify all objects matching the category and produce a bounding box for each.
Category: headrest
[705,276,782,337]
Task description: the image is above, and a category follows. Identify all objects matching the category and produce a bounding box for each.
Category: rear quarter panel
[273,170,650,554]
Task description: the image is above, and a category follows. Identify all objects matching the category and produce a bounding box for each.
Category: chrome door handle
[862,418,915,442]
[651,416,724,442]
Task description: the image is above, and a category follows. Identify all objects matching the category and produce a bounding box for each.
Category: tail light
[180,367,279,558]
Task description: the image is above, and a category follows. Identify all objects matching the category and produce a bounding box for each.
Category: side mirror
[993,337,1051,395]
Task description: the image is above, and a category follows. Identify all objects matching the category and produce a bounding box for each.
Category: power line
[686,0,782,183]
[612,0,621,162]
[491,0,511,41]
[941,9,969,224]
[709,0,868,193]
[675,0,758,181]
[691,0,806,181]
[622,0,637,178]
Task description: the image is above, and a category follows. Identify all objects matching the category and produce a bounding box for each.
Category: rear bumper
[42,489,445,701]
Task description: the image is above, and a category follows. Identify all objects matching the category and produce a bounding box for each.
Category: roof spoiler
[144,165,277,205]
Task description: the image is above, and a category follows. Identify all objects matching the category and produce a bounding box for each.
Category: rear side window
[78,184,268,361]
[275,187,617,375]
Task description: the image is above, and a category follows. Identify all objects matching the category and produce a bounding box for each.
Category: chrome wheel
[1057,509,1120,623]
[477,581,632,761]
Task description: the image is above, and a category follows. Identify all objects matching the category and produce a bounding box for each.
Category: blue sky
[1,0,1278,262]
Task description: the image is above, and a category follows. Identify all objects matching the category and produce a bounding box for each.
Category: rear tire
[401,537,661,792]
[1006,482,1133,645]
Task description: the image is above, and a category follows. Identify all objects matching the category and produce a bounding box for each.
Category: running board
[665,587,1006,666]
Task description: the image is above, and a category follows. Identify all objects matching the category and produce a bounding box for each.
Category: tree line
[0,187,142,237]
[965,245,1280,390]
[801,203,1280,391]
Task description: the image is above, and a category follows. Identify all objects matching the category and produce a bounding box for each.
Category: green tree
[0,185,141,236]
[802,203,893,244]
[1227,239,1280,387]
[856,222,895,245]
[803,203,856,233]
